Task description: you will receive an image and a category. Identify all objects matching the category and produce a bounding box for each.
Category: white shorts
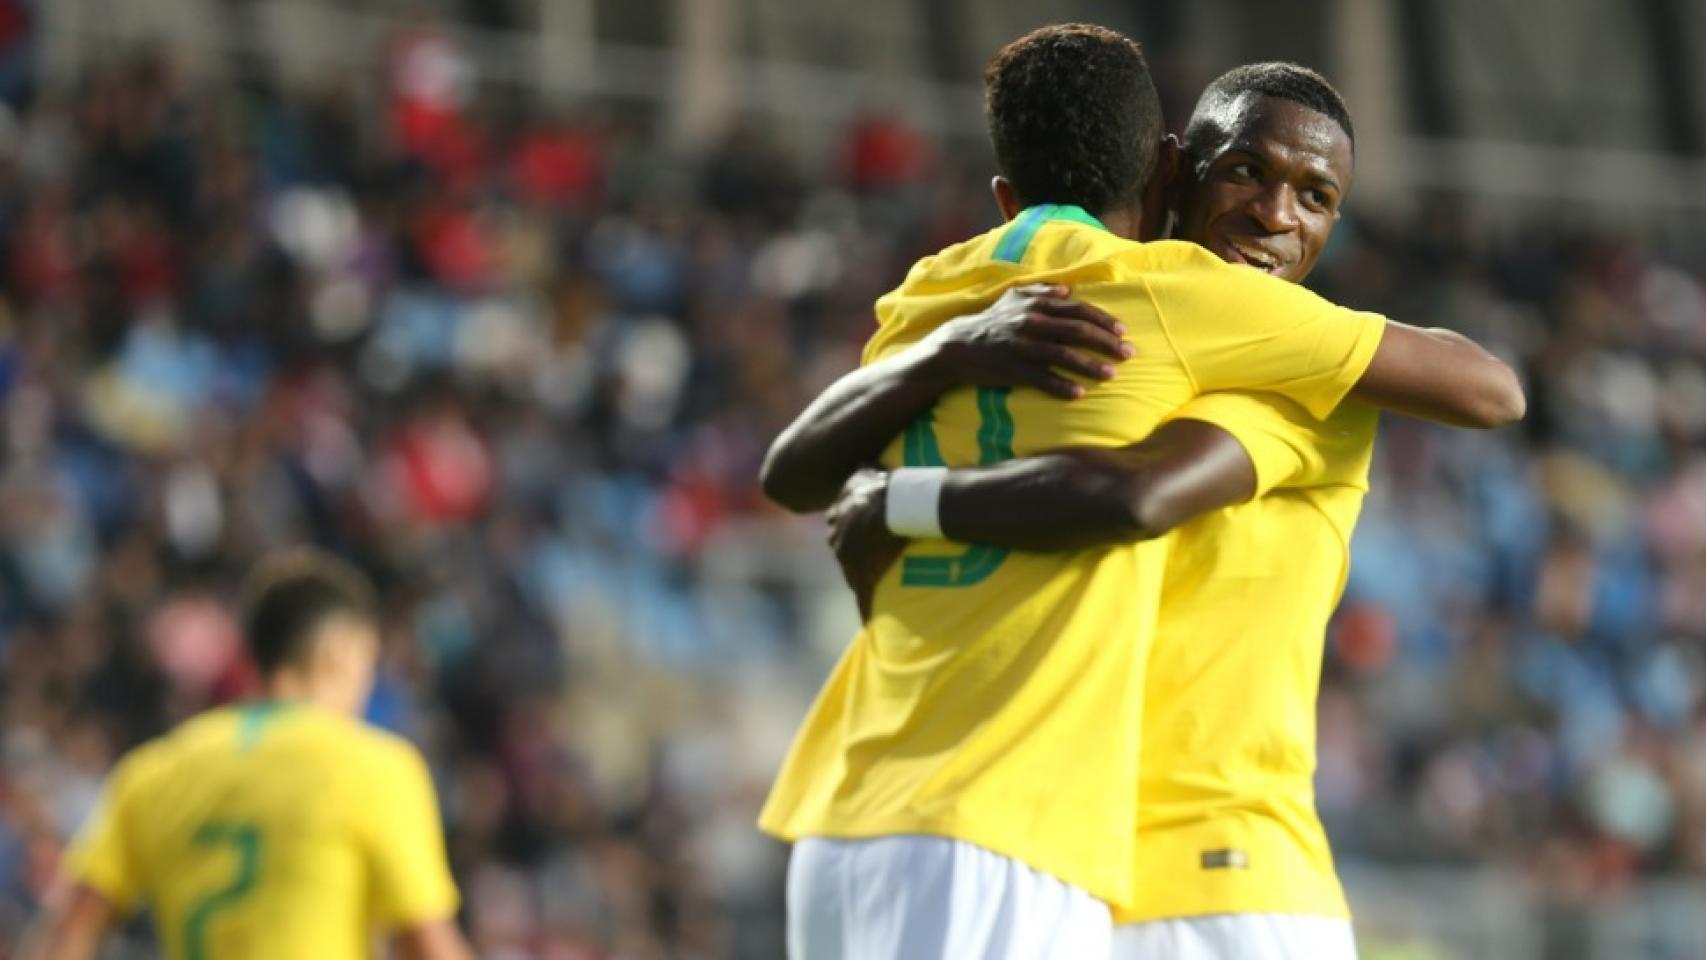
[787,835,1112,960]
[1112,913,1357,960]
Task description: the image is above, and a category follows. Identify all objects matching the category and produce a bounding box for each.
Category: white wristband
[885,467,949,539]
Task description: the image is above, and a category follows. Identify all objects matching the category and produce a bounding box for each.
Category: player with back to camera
[21,549,474,960]
[759,24,1522,960]
[788,61,1440,960]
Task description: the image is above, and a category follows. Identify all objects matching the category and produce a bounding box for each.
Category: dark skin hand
[759,285,1133,512]
[827,420,1254,618]
[825,468,907,621]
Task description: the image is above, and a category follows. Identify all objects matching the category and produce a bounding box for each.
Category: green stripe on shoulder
[237,701,291,752]
[990,203,1109,264]
[1050,205,1110,232]
[992,204,1056,263]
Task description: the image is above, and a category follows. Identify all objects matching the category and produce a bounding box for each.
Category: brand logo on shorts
[1200,848,1250,870]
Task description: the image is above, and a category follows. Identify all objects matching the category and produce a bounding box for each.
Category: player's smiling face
[1174,94,1353,284]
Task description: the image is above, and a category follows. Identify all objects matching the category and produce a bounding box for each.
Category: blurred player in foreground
[810,63,1436,959]
[759,23,1521,960]
[22,549,473,960]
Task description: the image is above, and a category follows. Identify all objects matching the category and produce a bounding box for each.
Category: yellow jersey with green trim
[1116,392,1378,922]
[759,205,1387,909]
[65,702,459,960]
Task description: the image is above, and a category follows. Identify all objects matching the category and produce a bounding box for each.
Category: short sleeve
[361,743,460,928]
[64,760,143,915]
[1165,393,1328,498]
[1150,259,1386,420]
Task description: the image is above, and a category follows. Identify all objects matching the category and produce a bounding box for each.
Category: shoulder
[895,225,1010,288]
[102,740,167,805]
[295,718,433,814]
[1103,241,1272,311]
[866,228,1007,363]
[122,707,237,777]
[311,712,421,762]
[1105,239,1229,277]
[332,719,433,787]
[93,714,211,813]
[1119,241,1327,307]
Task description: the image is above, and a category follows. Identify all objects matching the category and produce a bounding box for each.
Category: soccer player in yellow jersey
[759,26,1523,960]
[22,550,473,960]
[816,64,1421,958]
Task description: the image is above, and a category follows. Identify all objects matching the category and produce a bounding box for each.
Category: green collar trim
[1045,204,1112,233]
[993,204,1112,263]
[237,699,295,751]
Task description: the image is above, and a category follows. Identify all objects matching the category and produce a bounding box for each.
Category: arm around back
[1350,322,1526,428]
[760,287,1133,512]
[1149,251,1523,429]
[826,420,1256,616]
[934,419,1257,550]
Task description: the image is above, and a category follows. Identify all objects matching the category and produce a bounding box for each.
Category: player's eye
[1304,189,1332,211]
[1228,162,1259,182]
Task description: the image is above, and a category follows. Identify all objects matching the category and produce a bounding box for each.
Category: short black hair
[1183,62,1355,164]
[984,24,1164,214]
[240,549,377,675]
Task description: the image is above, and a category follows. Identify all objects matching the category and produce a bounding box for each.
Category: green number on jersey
[900,386,1013,587]
[184,821,262,960]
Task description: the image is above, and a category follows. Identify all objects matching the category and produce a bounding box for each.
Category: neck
[1091,207,1143,240]
[260,672,345,714]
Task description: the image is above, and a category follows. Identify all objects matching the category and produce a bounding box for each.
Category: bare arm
[767,284,1523,514]
[761,347,962,513]
[17,883,117,960]
[1352,322,1525,428]
[392,918,476,960]
[938,420,1255,547]
[827,421,1253,614]
[760,286,1132,512]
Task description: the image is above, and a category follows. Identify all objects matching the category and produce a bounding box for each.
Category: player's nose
[1246,184,1301,233]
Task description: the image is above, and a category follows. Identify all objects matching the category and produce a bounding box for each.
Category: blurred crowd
[1315,206,1706,916]
[0,24,1701,960]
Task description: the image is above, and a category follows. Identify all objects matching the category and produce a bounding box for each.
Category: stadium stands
[0,26,1702,960]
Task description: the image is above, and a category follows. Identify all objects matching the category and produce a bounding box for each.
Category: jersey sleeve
[1150,261,1386,420]
[64,757,144,915]
[360,742,460,928]
[1164,393,1330,498]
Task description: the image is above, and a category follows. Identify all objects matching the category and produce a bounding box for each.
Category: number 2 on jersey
[184,821,262,960]
[900,386,1013,587]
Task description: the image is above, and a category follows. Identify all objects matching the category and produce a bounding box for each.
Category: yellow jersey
[66,702,459,960]
[759,204,1387,909]
[1117,391,1379,923]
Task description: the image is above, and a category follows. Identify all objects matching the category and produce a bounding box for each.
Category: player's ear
[1138,136,1182,242]
[1160,135,1187,235]
[991,177,1023,222]
[1161,133,1186,191]
[1158,134,1182,189]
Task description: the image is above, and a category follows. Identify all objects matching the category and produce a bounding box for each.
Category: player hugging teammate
[760,23,1523,960]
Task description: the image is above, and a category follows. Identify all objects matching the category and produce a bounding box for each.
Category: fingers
[825,506,850,551]
[1011,365,1086,400]
[1022,314,1133,362]
[1025,296,1126,337]
[854,532,909,621]
[1016,340,1118,384]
